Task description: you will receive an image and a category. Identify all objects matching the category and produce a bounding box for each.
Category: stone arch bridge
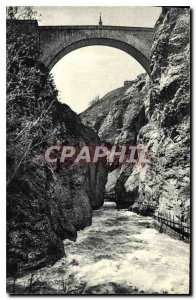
[9,20,154,74]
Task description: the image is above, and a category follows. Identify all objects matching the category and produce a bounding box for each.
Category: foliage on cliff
[7,20,57,187]
[6,6,40,20]
[6,19,107,275]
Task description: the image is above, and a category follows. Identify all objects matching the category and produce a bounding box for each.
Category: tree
[6,9,57,187]
[6,6,41,20]
[88,95,100,107]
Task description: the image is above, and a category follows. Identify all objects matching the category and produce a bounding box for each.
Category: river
[10,202,190,294]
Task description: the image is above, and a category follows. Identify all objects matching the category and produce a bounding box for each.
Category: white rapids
[12,202,190,294]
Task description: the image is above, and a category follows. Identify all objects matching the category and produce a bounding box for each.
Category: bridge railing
[153,210,190,242]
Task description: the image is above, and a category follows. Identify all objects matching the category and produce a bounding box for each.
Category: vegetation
[6,7,57,187]
[6,8,61,274]
[6,6,41,20]
[88,95,100,107]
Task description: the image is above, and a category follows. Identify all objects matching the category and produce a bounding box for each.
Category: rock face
[7,19,108,274]
[7,101,107,274]
[81,8,190,222]
[7,102,107,274]
[81,74,148,144]
[81,74,149,207]
[131,7,190,220]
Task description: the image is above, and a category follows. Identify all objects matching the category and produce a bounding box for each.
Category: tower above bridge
[99,13,103,26]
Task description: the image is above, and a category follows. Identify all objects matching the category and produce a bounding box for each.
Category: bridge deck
[39,25,154,32]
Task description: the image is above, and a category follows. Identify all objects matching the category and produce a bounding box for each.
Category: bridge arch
[38,25,154,75]
[48,37,150,74]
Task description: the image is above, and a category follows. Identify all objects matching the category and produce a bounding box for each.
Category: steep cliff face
[81,74,148,144]
[7,101,107,274]
[81,74,148,207]
[81,7,190,221]
[81,74,148,209]
[128,7,190,220]
[7,21,107,274]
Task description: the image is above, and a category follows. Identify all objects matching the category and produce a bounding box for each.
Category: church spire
[99,13,103,26]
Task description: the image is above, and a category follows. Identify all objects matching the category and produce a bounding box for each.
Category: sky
[34,6,162,113]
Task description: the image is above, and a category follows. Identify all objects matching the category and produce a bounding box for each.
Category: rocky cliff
[81,74,148,144]
[7,101,107,275]
[130,7,190,221]
[7,22,107,274]
[81,74,149,208]
[81,7,190,222]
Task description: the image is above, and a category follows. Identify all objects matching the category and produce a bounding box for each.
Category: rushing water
[10,202,190,294]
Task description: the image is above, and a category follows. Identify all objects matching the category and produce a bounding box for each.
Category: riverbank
[7,202,190,295]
